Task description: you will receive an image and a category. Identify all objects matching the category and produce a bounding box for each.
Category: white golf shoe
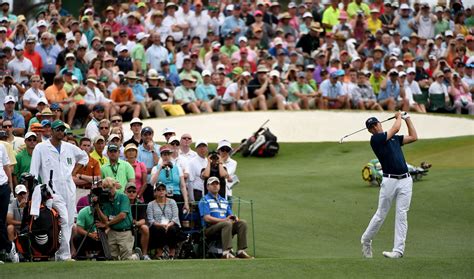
[361,241,373,258]
[8,243,19,263]
[382,251,403,258]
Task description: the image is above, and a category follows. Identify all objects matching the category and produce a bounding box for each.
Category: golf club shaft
[341,116,396,141]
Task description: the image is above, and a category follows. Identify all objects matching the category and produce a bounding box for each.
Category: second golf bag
[15,172,60,261]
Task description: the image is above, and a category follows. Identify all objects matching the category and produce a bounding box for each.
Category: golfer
[30,120,89,261]
[361,111,417,259]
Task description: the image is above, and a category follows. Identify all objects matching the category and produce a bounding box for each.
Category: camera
[90,187,110,205]
[209,150,219,161]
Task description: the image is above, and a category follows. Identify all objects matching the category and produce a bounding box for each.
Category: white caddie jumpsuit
[29,140,89,261]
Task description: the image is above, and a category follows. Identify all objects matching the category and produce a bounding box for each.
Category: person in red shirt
[23,36,43,76]
[238,48,256,73]
[103,6,122,39]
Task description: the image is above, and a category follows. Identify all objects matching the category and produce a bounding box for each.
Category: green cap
[51,120,66,130]
[232,67,243,75]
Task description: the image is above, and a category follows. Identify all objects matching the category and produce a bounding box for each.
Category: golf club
[339,115,400,144]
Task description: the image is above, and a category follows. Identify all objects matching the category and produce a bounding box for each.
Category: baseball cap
[407,67,416,74]
[125,182,136,191]
[154,182,166,191]
[25,132,37,139]
[136,32,150,41]
[159,145,173,153]
[269,70,280,78]
[107,144,119,151]
[93,135,105,144]
[389,68,399,75]
[207,176,220,185]
[217,140,231,150]
[195,140,208,148]
[202,70,212,77]
[41,119,52,127]
[108,134,121,142]
[167,136,179,144]
[51,120,66,130]
[124,143,138,153]
[365,117,380,129]
[141,126,154,135]
[400,3,410,9]
[3,95,15,104]
[93,104,105,112]
[15,184,27,195]
[162,127,176,135]
[130,117,143,126]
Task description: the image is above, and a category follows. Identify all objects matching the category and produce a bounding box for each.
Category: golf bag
[362,159,432,186]
[15,173,61,261]
[240,127,279,157]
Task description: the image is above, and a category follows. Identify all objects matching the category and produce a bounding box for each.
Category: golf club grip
[381,116,396,123]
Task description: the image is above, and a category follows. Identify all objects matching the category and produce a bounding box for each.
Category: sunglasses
[54,127,66,132]
[219,148,231,153]
[181,137,191,140]
[31,80,40,83]
[155,188,166,192]
[111,120,122,123]
[170,142,180,146]
[127,190,136,193]
[52,109,63,112]
[108,149,119,153]
[2,125,11,128]
[100,126,109,130]
[26,138,37,142]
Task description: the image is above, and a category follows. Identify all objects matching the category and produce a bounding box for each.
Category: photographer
[150,145,189,220]
[94,176,139,261]
[201,150,228,198]
[222,71,253,111]
[125,182,150,260]
[7,185,27,241]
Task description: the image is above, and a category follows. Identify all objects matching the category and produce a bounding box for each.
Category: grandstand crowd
[0,0,473,263]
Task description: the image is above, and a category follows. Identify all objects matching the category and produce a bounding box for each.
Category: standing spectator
[12,132,37,185]
[347,0,370,19]
[123,118,143,147]
[124,144,147,200]
[85,104,105,140]
[36,32,61,86]
[116,46,134,74]
[137,126,160,184]
[3,119,23,150]
[2,96,25,136]
[188,140,208,202]
[414,3,437,39]
[23,75,46,113]
[59,53,83,83]
[189,1,211,41]
[103,6,122,39]
[115,30,136,53]
[23,35,43,77]
[44,75,77,126]
[90,135,108,167]
[73,137,101,203]
[131,32,149,75]
[101,144,135,193]
[125,182,150,260]
[394,4,415,38]
[30,120,89,261]
[145,33,168,73]
[221,4,247,42]
[8,44,34,84]
[163,2,188,43]
[217,140,238,201]
[322,0,340,33]
[0,72,23,110]
[199,177,252,259]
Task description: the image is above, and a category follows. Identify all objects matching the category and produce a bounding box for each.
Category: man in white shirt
[162,2,189,42]
[189,2,211,41]
[145,33,169,72]
[217,140,238,200]
[7,44,34,84]
[84,78,115,119]
[85,104,106,141]
[115,30,136,53]
[187,140,208,202]
[146,11,169,43]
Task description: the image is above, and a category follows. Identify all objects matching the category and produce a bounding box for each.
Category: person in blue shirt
[378,69,409,111]
[320,70,350,109]
[198,176,252,259]
[221,5,247,44]
[2,95,25,136]
[361,112,418,259]
[128,72,149,118]
[195,70,221,111]
[137,126,160,183]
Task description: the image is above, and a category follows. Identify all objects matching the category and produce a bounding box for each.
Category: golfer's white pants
[362,176,413,255]
[30,185,76,261]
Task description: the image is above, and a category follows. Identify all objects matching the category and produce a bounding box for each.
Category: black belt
[110,228,131,232]
[383,173,410,179]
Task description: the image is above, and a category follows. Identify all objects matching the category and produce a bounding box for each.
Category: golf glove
[401,112,410,120]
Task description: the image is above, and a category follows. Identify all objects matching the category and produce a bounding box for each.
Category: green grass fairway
[1,136,473,278]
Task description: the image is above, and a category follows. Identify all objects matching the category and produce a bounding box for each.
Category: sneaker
[8,243,19,263]
[64,258,76,262]
[168,255,174,260]
[221,252,235,259]
[361,241,373,258]
[129,254,140,261]
[236,250,253,259]
[382,251,403,259]
[134,247,143,260]
[143,255,151,261]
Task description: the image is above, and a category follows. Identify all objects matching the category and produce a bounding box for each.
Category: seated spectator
[90,135,108,167]
[150,144,189,219]
[144,70,167,118]
[84,77,114,119]
[28,103,50,127]
[199,177,252,259]
[351,71,383,111]
[8,44,34,84]
[7,184,28,241]
[222,70,253,111]
[449,72,474,115]
[85,104,106,141]
[174,74,211,114]
[110,77,140,119]
[247,65,276,111]
[428,71,451,112]
[320,71,351,110]
[406,68,427,113]
[124,144,147,199]
[195,70,221,111]
[44,75,77,126]
[288,72,321,110]
[59,53,83,83]
[125,182,150,260]
[126,71,149,118]
[378,69,409,111]
[146,182,181,260]
[95,177,139,261]
[73,137,101,203]
[2,95,25,136]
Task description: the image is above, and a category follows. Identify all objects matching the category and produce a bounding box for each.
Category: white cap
[25,132,37,139]
[72,75,78,81]
[84,8,94,14]
[389,68,398,75]
[3,95,15,104]
[202,70,211,77]
[217,64,225,70]
[274,37,283,46]
[15,184,27,195]
[269,70,280,77]
[14,44,24,51]
[303,12,313,18]
[445,30,453,37]
[395,61,404,67]
[217,139,231,150]
[136,32,150,41]
[118,45,128,52]
[195,139,208,148]
[242,71,251,77]
[400,3,410,9]
[37,97,48,105]
[238,36,248,43]
[398,71,406,77]
[65,52,75,59]
[148,69,158,77]
[37,20,48,27]
[407,67,416,74]
[352,56,361,62]
[288,2,297,8]
[167,136,179,144]
[130,117,143,125]
[162,127,175,135]
[108,134,120,142]
[86,78,97,84]
[104,37,116,45]
[0,26,7,32]
[226,4,234,11]
[429,55,437,60]
[435,6,443,12]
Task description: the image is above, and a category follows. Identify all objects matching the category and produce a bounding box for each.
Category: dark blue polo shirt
[370,132,408,175]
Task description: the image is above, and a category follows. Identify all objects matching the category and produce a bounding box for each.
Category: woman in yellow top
[454,13,468,36]
[367,8,382,35]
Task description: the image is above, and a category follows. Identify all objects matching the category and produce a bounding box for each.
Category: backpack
[241,127,279,157]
